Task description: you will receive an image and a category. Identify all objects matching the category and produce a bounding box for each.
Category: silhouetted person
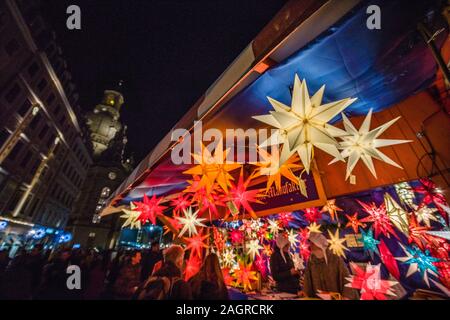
[190,253,229,300]
[141,242,163,282]
[0,250,32,300]
[270,234,300,294]
[113,251,142,300]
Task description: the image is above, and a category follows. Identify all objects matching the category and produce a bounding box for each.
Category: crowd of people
[0,232,362,300]
[0,241,230,300]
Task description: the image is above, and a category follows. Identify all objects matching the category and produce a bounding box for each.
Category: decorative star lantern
[394,182,416,209]
[195,187,225,222]
[287,229,299,249]
[267,219,282,235]
[384,193,409,236]
[230,229,244,245]
[255,255,269,278]
[358,200,397,239]
[299,240,311,261]
[163,216,182,240]
[408,213,430,250]
[262,244,273,257]
[254,147,303,193]
[184,255,201,281]
[222,268,233,286]
[185,232,209,258]
[396,244,440,287]
[307,222,321,234]
[120,202,142,229]
[226,169,264,219]
[360,228,380,258]
[170,194,192,215]
[378,240,401,280]
[321,199,343,222]
[304,207,322,223]
[327,229,349,258]
[277,212,293,228]
[213,227,225,252]
[413,178,447,220]
[331,109,410,180]
[221,248,237,268]
[253,75,356,173]
[176,207,207,238]
[413,204,439,228]
[233,261,259,292]
[134,194,167,225]
[246,239,263,261]
[346,263,398,300]
[345,212,367,234]
[183,140,241,193]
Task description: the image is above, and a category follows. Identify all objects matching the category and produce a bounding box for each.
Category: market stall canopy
[101,0,447,216]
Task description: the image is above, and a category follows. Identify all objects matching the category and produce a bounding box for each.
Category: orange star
[345,212,366,233]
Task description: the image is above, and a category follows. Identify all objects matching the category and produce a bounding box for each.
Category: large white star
[176,207,207,238]
[267,219,281,235]
[287,229,299,249]
[331,109,411,180]
[413,205,439,228]
[253,74,356,173]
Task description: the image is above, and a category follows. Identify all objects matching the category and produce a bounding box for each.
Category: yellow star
[307,222,321,234]
[384,194,409,236]
[327,229,349,258]
[183,139,241,192]
[120,202,141,229]
[253,147,302,192]
[321,199,343,221]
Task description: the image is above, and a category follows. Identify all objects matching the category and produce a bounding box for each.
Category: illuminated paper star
[327,229,349,258]
[163,216,182,240]
[183,140,241,192]
[195,187,225,222]
[262,244,273,257]
[135,194,167,225]
[277,212,293,228]
[408,213,435,251]
[394,182,415,209]
[230,229,244,244]
[222,268,233,286]
[213,227,225,252]
[221,248,236,268]
[345,212,367,234]
[176,207,207,238]
[120,202,142,229]
[287,229,299,249]
[255,255,269,278]
[170,194,192,214]
[233,261,258,291]
[226,168,264,219]
[346,263,398,300]
[358,200,397,239]
[246,239,263,260]
[253,75,356,173]
[253,147,302,192]
[360,228,380,258]
[184,255,201,281]
[331,109,410,180]
[413,204,439,228]
[396,244,440,287]
[299,240,311,261]
[425,231,450,241]
[304,207,322,223]
[267,219,281,235]
[413,178,447,219]
[384,194,409,236]
[307,222,321,234]
[185,232,209,258]
[321,199,343,221]
[378,240,400,280]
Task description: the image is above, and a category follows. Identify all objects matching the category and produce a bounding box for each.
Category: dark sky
[41,0,286,162]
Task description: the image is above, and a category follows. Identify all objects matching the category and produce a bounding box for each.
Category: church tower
[86,89,124,159]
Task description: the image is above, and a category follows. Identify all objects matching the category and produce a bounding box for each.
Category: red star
[230,229,244,244]
[185,232,209,258]
[408,213,430,250]
[358,200,397,239]
[170,194,192,214]
[378,240,400,280]
[277,212,293,228]
[226,169,263,219]
[413,178,447,219]
[345,212,367,234]
[303,207,322,223]
[135,194,167,225]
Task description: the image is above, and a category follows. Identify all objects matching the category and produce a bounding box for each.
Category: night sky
[41,0,286,162]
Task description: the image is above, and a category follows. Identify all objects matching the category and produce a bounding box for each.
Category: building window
[5,39,20,56]
[5,84,21,103]
[28,62,40,78]
[17,100,31,117]
[37,79,48,92]
[8,140,24,160]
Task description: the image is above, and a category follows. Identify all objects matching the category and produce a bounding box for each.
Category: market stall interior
[100,0,450,300]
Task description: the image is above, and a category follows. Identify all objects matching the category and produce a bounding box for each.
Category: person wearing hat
[269,234,300,294]
[302,232,359,299]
